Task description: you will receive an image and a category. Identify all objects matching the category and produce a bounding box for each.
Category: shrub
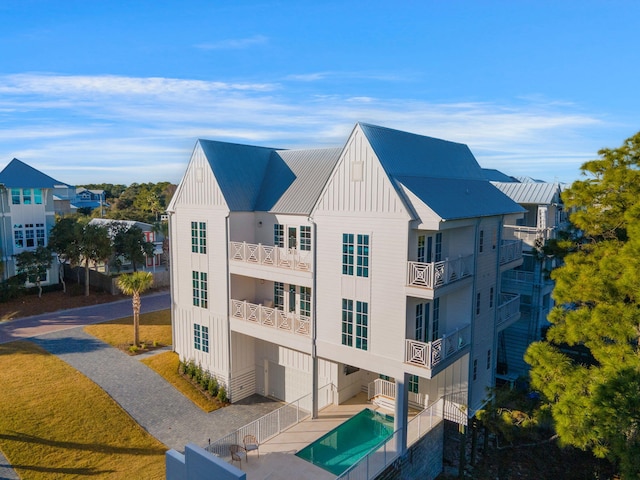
[0,273,27,302]
[207,376,219,397]
[129,345,139,353]
[217,386,227,403]
[186,360,197,378]
[178,359,185,375]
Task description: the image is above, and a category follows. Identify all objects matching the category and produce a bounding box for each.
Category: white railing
[405,323,471,369]
[407,255,473,289]
[503,225,556,247]
[443,390,468,426]
[231,299,311,337]
[496,293,521,329]
[206,384,335,460]
[501,269,534,284]
[338,399,444,480]
[229,241,312,272]
[367,378,396,401]
[499,239,523,265]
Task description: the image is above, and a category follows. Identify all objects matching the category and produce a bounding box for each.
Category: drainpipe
[167,210,177,353]
[309,216,319,419]
[225,214,233,401]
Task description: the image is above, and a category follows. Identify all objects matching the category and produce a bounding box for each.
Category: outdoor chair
[230,444,244,468]
[243,434,260,459]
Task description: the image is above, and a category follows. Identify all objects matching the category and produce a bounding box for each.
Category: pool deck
[235,393,396,480]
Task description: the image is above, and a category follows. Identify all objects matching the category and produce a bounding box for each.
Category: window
[489,287,494,309]
[22,188,31,205]
[274,282,284,310]
[25,224,35,247]
[13,226,23,248]
[33,188,42,205]
[300,286,311,317]
[426,236,433,263]
[355,301,368,350]
[415,303,424,342]
[202,326,209,353]
[341,299,353,346]
[409,374,419,394]
[435,233,442,262]
[487,349,491,369]
[342,234,354,275]
[417,235,425,263]
[194,324,201,350]
[356,235,369,277]
[288,227,297,249]
[11,188,20,204]
[479,229,484,253]
[379,375,392,381]
[191,222,206,254]
[192,271,208,308]
[476,292,481,315]
[288,284,296,312]
[492,228,497,250]
[300,226,311,251]
[473,359,478,381]
[274,224,285,248]
[431,298,440,341]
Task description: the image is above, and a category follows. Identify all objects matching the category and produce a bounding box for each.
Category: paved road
[0,291,171,344]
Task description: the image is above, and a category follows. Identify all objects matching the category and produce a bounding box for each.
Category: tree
[79,223,112,296]
[153,220,169,270]
[525,132,640,478]
[112,224,154,272]
[117,271,153,347]
[48,217,82,293]
[14,246,52,298]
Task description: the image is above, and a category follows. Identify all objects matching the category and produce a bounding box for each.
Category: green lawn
[84,309,172,350]
[0,341,166,479]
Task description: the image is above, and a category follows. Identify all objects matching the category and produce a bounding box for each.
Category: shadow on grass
[28,336,110,356]
[6,464,116,476]
[0,431,166,456]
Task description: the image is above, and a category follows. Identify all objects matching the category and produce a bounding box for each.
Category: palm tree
[117,271,154,347]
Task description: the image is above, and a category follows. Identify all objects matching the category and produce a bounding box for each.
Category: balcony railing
[229,241,312,272]
[230,299,311,337]
[405,324,471,370]
[496,293,520,329]
[499,239,523,265]
[503,225,556,247]
[407,255,473,290]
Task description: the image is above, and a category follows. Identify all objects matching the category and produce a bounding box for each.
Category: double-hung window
[194,324,202,350]
[274,224,285,248]
[431,298,440,341]
[300,286,311,317]
[409,375,419,394]
[355,301,369,350]
[356,235,369,277]
[300,226,311,251]
[192,271,208,308]
[341,299,353,346]
[202,326,209,353]
[22,189,32,205]
[274,282,284,310]
[191,222,206,254]
[342,234,354,275]
[11,189,20,205]
[343,233,370,277]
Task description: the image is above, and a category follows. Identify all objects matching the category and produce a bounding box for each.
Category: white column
[395,373,409,455]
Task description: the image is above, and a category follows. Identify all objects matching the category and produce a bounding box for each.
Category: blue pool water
[295,408,394,476]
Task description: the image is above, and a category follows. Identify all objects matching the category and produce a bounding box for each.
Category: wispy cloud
[0,73,614,185]
[194,35,268,50]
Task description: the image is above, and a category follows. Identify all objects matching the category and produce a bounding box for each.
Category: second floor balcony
[230,299,311,337]
[229,241,312,273]
[496,293,521,331]
[407,255,474,291]
[499,239,523,266]
[405,323,471,372]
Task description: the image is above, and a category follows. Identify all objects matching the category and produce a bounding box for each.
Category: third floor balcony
[406,255,474,298]
[229,241,313,280]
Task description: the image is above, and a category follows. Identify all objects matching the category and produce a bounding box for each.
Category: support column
[312,354,319,419]
[395,373,409,455]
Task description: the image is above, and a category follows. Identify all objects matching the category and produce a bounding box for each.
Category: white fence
[499,239,523,265]
[407,255,474,289]
[405,323,471,369]
[229,241,312,272]
[230,299,311,337]
[496,293,521,329]
[206,384,334,460]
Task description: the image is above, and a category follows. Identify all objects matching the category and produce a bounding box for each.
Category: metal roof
[0,158,70,189]
[397,176,525,221]
[491,181,561,205]
[359,123,485,180]
[257,148,342,214]
[481,168,518,182]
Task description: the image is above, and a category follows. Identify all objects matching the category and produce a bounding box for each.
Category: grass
[141,351,225,413]
[84,309,172,352]
[0,341,166,479]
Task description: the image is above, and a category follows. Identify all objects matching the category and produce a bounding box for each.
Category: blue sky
[0,1,638,185]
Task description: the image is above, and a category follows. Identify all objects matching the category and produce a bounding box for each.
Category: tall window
[473,359,478,381]
[192,271,208,308]
[417,235,425,262]
[356,234,370,277]
[489,287,494,309]
[409,375,419,394]
[300,286,311,317]
[191,222,206,254]
[288,227,297,249]
[431,298,440,341]
[202,326,209,353]
[274,224,285,248]
[11,188,20,204]
[476,292,481,315]
[288,284,296,312]
[355,301,368,350]
[415,303,424,342]
[194,324,201,350]
[435,233,442,262]
[342,234,354,275]
[300,226,311,251]
[341,299,354,346]
[22,188,32,205]
[13,226,23,248]
[274,282,284,310]
[33,188,42,205]
[479,230,484,253]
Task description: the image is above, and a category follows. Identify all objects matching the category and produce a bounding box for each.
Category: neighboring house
[88,218,164,270]
[167,123,525,465]
[0,158,71,283]
[73,187,107,214]
[487,173,568,381]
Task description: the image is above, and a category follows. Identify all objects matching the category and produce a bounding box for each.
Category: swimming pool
[295,408,394,476]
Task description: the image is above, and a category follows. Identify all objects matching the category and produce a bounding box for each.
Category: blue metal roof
[0,158,70,189]
[491,181,561,205]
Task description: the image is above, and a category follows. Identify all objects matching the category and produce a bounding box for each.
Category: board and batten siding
[171,143,227,208]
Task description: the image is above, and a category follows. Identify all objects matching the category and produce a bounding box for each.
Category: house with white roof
[167,123,525,473]
[488,176,567,380]
[0,158,71,283]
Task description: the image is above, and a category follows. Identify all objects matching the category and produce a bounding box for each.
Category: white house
[167,123,524,459]
[0,158,70,284]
